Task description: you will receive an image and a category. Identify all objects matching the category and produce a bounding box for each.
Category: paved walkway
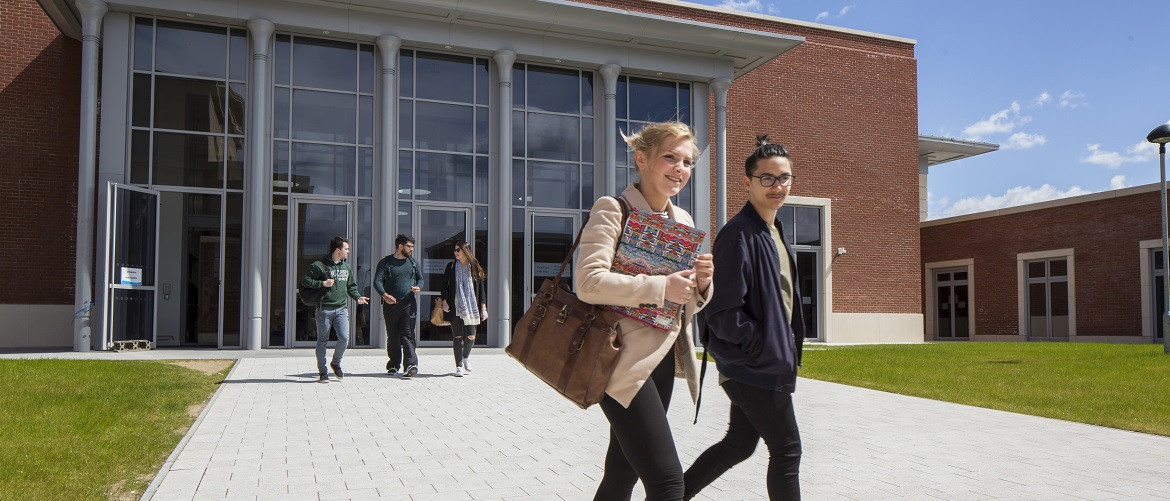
[10,348,1169,500]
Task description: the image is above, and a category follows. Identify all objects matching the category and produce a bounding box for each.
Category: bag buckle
[534,303,547,320]
[557,304,571,324]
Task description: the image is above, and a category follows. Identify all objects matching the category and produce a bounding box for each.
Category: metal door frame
[933,268,969,340]
[101,182,161,350]
[524,209,581,312]
[414,203,474,347]
[1026,258,1069,341]
[284,196,355,348]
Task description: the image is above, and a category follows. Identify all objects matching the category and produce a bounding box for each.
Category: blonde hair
[621,121,698,168]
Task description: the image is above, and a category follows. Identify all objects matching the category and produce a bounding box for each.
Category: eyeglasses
[749,174,796,187]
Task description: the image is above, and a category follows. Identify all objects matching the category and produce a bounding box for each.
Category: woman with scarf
[440,240,488,377]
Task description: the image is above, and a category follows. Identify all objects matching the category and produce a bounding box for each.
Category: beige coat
[574,184,713,408]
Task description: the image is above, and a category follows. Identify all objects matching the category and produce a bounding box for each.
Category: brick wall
[0,0,80,304]
[579,0,923,314]
[921,190,1163,338]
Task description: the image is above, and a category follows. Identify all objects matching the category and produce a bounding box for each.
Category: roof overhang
[37,0,804,79]
[918,135,998,167]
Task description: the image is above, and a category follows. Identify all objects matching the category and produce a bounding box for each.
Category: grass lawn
[799,342,1170,436]
[0,359,232,500]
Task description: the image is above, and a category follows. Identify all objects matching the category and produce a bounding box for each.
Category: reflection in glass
[274,87,290,138]
[229,30,247,81]
[223,193,243,347]
[359,45,374,94]
[293,37,357,92]
[294,203,350,344]
[475,157,489,204]
[155,20,226,78]
[581,73,594,116]
[133,74,151,127]
[476,107,489,155]
[416,152,473,203]
[795,207,821,246]
[153,76,225,133]
[292,89,356,143]
[152,132,224,188]
[528,162,580,209]
[269,195,288,347]
[476,59,489,104]
[274,35,290,85]
[1028,282,1047,338]
[131,131,150,184]
[416,51,474,103]
[113,188,158,286]
[937,285,952,338]
[1050,281,1069,337]
[399,99,413,145]
[629,77,678,122]
[228,83,246,135]
[133,17,153,72]
[225,137,244,190]
[416,102,474,153]
[291,142,356,196]
[359,147,373,197]
[359,96,374,145]
[398,150,413,198]
[112,289,155,342]
[527,113,579,161]
[356,199,373,345]
[273,140,289,189]
[528,66,580,114]
[399,51,414,97]
[954,284,969,338]
[419,208,468,342]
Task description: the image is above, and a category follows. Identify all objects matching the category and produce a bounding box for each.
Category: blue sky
[687,0,1170,219]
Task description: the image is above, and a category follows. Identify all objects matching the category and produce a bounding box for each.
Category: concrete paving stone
[318,487,381,501]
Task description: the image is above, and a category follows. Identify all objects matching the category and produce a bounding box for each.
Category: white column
[710,78,731,231]
[919,156,930,221]
[374,36,400,350]
[73,0,107,352]
[599,64,621,196]
[492,49,516,347]
[242,19,274,350]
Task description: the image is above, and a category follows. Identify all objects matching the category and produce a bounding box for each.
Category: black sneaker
[386,361,398,375]
[318,372,329,382]
[403,365,418,378]
[330,362,344,380]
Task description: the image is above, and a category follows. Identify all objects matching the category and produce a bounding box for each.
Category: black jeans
[594,353,683,501]
[683,379,801,500]
[383,297,417,370]
[449,315,476,365]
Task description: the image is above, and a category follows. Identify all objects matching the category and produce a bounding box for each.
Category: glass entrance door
[794,250,820,340]
[155,192,222,348]
[934,270,970,340]
[416,205,472,346]
[103,183,160,349]
[287,199,353,348]
[524,211,579,314]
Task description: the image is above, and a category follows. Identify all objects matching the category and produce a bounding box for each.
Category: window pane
[1028,282,1048,337]
[528,161,579,209]
[358,147,373,197]
[581,73,594,116]
[355,198,373,345]
[228,83,245,135]
[359,45,374,94]
[399,99,413,146]
[229,29,247,81]
[475,156,489,205]
[225,137,244,190]
[292,89,356,143]
[476,107,489,155]
[133,18,153,71]
[581,165,594,206]
[398,150,413,198]
[399,51,414,97]
[795,206,821,246]
[512,66,524,109]
[512,111,524,155]
[527,66,579,114]
[1156,250,1164,271]
[416,152,473,203]
[152,132,224,188]
[617,76,627,120]
[290,142,356,195]
[133,74,151,127]
[628,77,676,122]
[274,35,290,85]
[155,20,226,78]
[416,102,473,153]
[679,83,690,124]
[1050,281,1069,337]
[527,113,579,161]
[1027,261,1046,279]
[153,76,226,133]
[581,117,593,163]
[513,160,525,205]
[954,271,968,281]
[616,121,629,166]
[416,51,473,103]
[1049,258,1067,277]
[292,37,357,92]
[476,59,489,104]
[273,140,289,190]
[274,87,290,138]
[359,96,373,145]
[131,130,150,184]
[938,273,951,282]
[398,201,411,238]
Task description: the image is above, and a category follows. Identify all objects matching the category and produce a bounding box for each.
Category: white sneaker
[455,367,463,377]
[462,359,471,373]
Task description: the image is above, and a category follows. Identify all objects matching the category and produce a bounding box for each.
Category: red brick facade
[0,0,81,304]
[921,188,1164,339]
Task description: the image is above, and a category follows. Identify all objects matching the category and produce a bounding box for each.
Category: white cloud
[1002,132,1047,150]
[1081,141,1158,169]
[1110,175,1128,190]
[814,4,854,22]
[717,0,763,12]
[1059,90,1086,108]
[838,5,853,16]
[815,11,830,21]
[1031,91,1051,107]
[936,184,1093,218]
[962,101,1025,141]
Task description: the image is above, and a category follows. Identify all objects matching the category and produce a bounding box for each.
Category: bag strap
[550,196,631,289]
[694,336,708,424]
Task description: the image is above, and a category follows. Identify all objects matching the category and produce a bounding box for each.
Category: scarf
[454,261,481,325]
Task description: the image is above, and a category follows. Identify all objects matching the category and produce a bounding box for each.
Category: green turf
[0,360,231,500]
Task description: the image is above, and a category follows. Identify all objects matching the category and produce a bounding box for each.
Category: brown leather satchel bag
[506,197,630,409]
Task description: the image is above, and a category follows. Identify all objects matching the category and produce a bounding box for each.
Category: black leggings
[594,353,683,501]
[683,379,802,500]
[449,315,475,365]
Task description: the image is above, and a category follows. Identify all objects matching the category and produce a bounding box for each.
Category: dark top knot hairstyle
[744,134,790,176]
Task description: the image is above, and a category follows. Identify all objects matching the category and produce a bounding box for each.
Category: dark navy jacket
[705,202,805,393]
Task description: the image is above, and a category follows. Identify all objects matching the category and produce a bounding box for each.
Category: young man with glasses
[374,234,422,377]
[684,135,805,499]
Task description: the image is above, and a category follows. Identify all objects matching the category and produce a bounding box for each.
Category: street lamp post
[1147,123,1170,354]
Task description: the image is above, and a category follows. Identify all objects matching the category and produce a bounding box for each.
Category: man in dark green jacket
[300,236,369,382]
[374,234,422,377]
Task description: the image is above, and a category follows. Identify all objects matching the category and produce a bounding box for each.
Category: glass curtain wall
[130,17,244,347]
[510,64,595,324]
[269,35,375,347]
[398,50,491,344]
[615,76,693,213]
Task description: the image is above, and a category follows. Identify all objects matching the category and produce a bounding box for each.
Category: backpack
[298,283,328,307]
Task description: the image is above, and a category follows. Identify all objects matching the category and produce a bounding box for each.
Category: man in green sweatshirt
[300,236,369,382]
